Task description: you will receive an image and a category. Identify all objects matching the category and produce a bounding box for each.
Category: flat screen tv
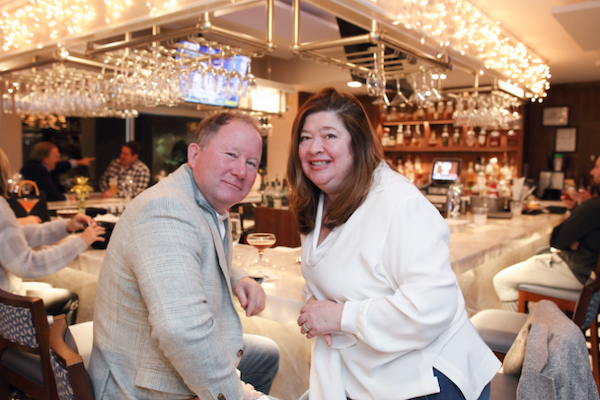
[177,41,249,108]
[431,158,462,184]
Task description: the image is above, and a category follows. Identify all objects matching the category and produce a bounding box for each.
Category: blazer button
[218,394,226,400]
[237,349,244,357]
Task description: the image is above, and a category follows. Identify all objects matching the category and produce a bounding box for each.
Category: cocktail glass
[246,233,276,278]
[16,180,40,216]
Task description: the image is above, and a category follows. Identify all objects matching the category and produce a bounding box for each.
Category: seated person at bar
[493,155,600,311]
[0,147,105,324]
[20,141,96,201]
[288,88,499,400]
[98,141,151,198]
[90,112,280,400]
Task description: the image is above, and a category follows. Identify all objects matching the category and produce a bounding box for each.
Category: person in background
[20,141,96,201]
[494,155,600,311]
[0,147,105,324]
[288,88,499,400]
[90,112,280,400]
[99,141,151,198]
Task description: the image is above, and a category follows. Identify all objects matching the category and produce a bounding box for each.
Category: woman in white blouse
[287,89,500,400]
[0,147,104,324]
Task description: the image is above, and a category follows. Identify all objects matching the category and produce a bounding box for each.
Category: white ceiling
[0,0,598,97]
[207,0,600,96]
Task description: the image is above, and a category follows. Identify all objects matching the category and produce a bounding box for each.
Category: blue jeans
[238,334,280,397]
[410,369,491,400]
[298,368,491,400]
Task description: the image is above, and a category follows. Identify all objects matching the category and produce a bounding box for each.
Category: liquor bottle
[507,129,518,146]
[452,127,461,146]
[404,125,412,146]
[404,156,415,182]
[445,100,453,119]
[396,125,404,146]
[414,124,423,146]
[441,124,449,146]
[489,129,500,146]
[414,156,424,185]
[466,162,476,193]
[478,128,487,146]
[396,158,404,175]
[466,129,476,147]
[436,101,444,120]
[429,127,438,146]
[388,130,396,147]
[382,128,390,147]
[416,107,425,120]
[428,104,436,120]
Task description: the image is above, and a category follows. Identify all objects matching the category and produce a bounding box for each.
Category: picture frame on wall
[555,127,577,153]
[543,106,569,126]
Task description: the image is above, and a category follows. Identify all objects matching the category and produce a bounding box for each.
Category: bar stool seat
[470,310,528,354]
[518,283,580,313]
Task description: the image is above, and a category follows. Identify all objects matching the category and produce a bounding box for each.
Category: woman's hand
[78,220,106,246]
[18,215,41,225]
[298,296,344,346]
[243,383,263,400]
[66,213,92,233]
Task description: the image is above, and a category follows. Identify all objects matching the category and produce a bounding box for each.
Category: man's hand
[18,215,41,225]
[101,190,112,199]
[234,277,266,317]
[66,213,93,232]
[298,297,343,346]
[76,157,96,167]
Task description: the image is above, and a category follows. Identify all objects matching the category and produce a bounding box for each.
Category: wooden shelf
[382,120,454,126]
[383,146,519,153]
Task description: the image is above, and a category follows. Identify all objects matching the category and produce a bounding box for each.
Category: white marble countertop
[67,211,567,324]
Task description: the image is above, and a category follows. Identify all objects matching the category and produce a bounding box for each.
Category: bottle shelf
[383,146,519,153]
[382,120,454,126]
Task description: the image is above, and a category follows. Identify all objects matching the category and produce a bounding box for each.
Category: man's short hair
[123,141,141,156]
[194,112,262,149]
[30,142,58,161]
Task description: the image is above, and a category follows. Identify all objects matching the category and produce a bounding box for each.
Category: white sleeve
[340,195,460,355]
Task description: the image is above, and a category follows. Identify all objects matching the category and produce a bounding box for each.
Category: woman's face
[298,111,354,202]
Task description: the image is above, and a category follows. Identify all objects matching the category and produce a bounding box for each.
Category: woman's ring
[303,323,311,332]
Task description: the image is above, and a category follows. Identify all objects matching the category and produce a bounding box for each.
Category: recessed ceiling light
[347,81,362,88]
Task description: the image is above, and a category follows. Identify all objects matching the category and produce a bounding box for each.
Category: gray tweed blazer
[89,164,249,400]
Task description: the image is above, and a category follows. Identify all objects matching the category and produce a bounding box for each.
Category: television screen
[431,158,461,183]
[177,41,249,108]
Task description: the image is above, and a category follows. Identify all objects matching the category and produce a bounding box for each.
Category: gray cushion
[470,309,528,353]
[0,347,43,385]
[490,372,519,400]
[518,284,580,302]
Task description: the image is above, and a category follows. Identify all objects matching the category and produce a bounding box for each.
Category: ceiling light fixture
[347,81,362,88]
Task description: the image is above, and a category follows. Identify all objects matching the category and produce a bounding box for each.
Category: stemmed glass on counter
[246,233,276,279]
[229,212,242,245]
[15,180,40,216]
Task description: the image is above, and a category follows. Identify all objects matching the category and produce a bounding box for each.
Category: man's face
[42,147,60,170]
[120,146,138,168]
[187,119,262,214]
[590,156,600,185]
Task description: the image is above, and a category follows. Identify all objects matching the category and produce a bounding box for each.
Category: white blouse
[301,162,500,400]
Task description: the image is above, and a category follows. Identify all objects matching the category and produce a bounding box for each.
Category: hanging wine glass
[228,53,242,98]
[241,59,257,99]
[215,46,230,96]
[407,74,424,108]
[390,77,409,106]
[202,44,218,93]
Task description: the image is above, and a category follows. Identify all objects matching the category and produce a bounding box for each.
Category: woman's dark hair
[287,88,386,234]
[0,147,10,198]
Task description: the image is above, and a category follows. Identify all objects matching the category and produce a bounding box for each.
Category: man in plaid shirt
[99,142,151,198]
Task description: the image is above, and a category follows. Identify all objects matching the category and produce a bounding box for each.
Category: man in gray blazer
[90,112,280,400]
